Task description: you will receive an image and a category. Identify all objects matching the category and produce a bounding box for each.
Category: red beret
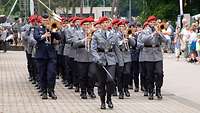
[68,16,74,22]
[117,19,128,26]
[94,20,101,26]
[72,16,83,23]
[80,17,94,26]
[143,21,148,27]
[147,16,157,22]
[98,16,109,24]
[112,18,120,25]
[28,15,42,24]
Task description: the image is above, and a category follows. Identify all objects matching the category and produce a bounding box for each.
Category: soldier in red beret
[90,16,120,109]
[73,17,97,99]
[137,15,167,100]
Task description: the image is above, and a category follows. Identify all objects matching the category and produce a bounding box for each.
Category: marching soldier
[72,17,96,99]
[33,14,61,99]
[63,17,75,88]
[115,19,132,99]
[137,16,167,100]
[137,21,149,96]
[130,22,145,92]
[91,16,120,109]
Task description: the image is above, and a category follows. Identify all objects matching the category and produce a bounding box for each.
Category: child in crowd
[174,26,182,61]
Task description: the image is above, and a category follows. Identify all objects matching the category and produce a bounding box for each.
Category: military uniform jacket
[137,27,167,62]
[63,27,75,57]
[129,32,141,61]
[115,31,132,64]
[33,26,61,59]
[24,29,37,54]
[91,29,120,66]
[72,29,92,62]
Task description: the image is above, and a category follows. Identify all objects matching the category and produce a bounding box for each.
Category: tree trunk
[111,0,116,18]
[115,0,120,18]
[71,0,76,16]
[80,0,84,17]
[89,0,95,16]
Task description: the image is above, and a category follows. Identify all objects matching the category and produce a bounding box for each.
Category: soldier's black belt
[144,45,160,48]
[78,45,85,48]
[97,48,113,52]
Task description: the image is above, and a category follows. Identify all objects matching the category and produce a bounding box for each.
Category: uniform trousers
[144,61,164,93]
[37,58,57,93]
[117,62,131,92]
[96,64,116,97]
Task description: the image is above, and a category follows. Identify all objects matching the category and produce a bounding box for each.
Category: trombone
[37,0,62,22]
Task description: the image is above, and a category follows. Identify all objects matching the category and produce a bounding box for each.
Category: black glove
[97,60,103,66]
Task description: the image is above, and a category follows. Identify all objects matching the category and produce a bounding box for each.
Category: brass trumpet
[85,28,96,52]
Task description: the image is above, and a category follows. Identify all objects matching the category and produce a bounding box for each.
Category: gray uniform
[72,29,92,62]
[116,31,132,64]
[63,27,76,58]
[91,29,120,66]
[137,27,167,62]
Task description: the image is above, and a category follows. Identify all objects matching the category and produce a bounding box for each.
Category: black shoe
[41,93,48,99]
[64,81,69,87]
[68,84,73,89]
[106,100,113,108]
[32,81,36,84]
[88,92,96,98]
[75,86,80,92]
[100,96,106,109]
[141,86,145,91]
[100,103,106,109]
[148,93,154,100]
[80,93,87,99]
[124,90,130,97]
[38,89,43,93]
[156,89,163,100]
[28,77,33,82]
[119,92,124,99]
[128,85,133,89]
[144,91,148,96]
[134,88,139,92]
[157,93,163,100]
[48,91,57,100]
[112,90,117,96]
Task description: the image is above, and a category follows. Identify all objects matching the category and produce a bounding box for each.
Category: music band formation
[22,14,167,109]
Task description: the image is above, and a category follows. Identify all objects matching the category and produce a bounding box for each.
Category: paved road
[163,54,200,105]
[0,51,200,113]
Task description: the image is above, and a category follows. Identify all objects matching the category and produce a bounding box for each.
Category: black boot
[100,96,106,109]
[68,84,73,89]
[156,89,163,100]
[134,87,139,92]
[148,93,154,100]
[75,86,80,92]
[144,90,148,96]
[80,91,87,99]
[118,91,124,99]
[112,88,118,96]
[124,89,130,97]
[48,91,57,100]
[88,91,96,99]
[41,90,48,99]
[106,95,113,109]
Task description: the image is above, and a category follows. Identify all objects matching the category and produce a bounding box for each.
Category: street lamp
[102,0,105,16]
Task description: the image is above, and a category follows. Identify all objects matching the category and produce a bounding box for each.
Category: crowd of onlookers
[174,18,200,63]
